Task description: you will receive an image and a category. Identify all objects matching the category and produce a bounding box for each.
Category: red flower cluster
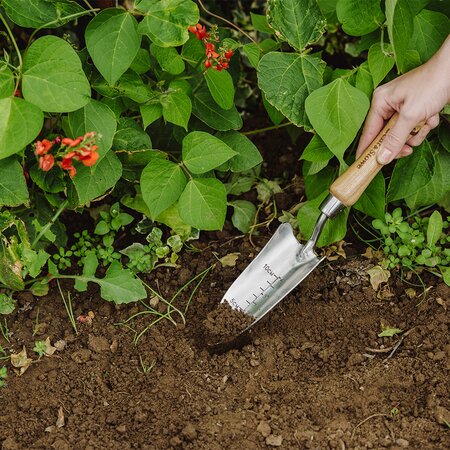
[35,131,99,178]
[188,23,233,71]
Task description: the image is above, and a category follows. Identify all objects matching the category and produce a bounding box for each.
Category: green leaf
[354,171,385,220]
[305,78,370,161]
[378,327,403,337]
[267,0,326,51]
[30,163,66,194]
[22,36,91,112]
[387,140,435,202]
[140,103,163,128]
[71,151,122,206]
[439,124,450,152]
[427,210,443,247]
[0,293,15,315]
[131,48,152,74]
[22,247,49,278]
[297,190,349,247]
[137,0,200,47]
[178,178,227,230]
[161,91,192,130]
[368,43,395,87]
[67,100,117,156]
[86,9,141,85]
[405,145,450,210]
[385,0,415,73]
[205,68,235,110]
[258,52,325,128]
[150,44,185,74]
[156,203,192,238]
[0,157,29,206]
[0,97,43,159]
[250,12,273,33]
[336,0,384,35]
[2,0,84,28]
[301,134,334,162]
[74,251,99,292]
[242,43,262,68]
[229,200,257,233]
[86,261,146,304]
[182,131,237,173]
[192,88,243,131]
[113,118,151,150]
[355,62,374,98]
[0,65,14,99]
[304,166,336,199]
[317,0,339,22]
[215,131,263,172]
[441,266,450,287]
[0,237,24,291]
[181,34,205,66]
[141,158,187,219]
[262,92,285,125]
[410,9,449,64]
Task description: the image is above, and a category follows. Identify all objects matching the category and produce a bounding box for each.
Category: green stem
[27,9,100,48]
[31,200,68,249]
[242,122,291,136]
[0,12,23,91]
[196,0,257,45]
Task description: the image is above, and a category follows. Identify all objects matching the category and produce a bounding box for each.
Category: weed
[33,340,47,358]
[0,366,7,388]
[0,319,10,343]
[372,209,449,285]
[138,355,156,374]
[32,306,40,337]
[57,281,78,335]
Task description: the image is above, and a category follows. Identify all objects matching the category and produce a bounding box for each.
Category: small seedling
[57,281,78,334]
[0,366,7,388]
[138,355,156,374]
[378,324,403,338]
[33,340,47,358]
[0,319,10,343]
[391,407,400,417]
[32,306,40,337]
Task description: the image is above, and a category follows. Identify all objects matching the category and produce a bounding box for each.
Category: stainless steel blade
[221,222,324,327]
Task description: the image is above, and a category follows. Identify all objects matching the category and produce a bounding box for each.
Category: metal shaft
[300,194,346,256]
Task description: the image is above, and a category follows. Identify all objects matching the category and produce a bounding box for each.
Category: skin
[357,35,450,165]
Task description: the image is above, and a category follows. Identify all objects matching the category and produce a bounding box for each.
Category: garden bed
[0,233,449,450]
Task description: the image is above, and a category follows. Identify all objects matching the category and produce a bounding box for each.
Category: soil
[1,128,449,449]
[203,301,255,345]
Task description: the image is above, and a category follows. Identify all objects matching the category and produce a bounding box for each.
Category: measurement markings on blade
[245,263,283,306]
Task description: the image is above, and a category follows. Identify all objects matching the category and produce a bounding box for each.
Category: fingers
[377,113,421,165]
[395,145,413,159]
[406,124,431,147]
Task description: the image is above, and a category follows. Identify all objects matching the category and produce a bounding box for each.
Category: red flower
[205,42,219,59]
[224,49,233,59]
[69,166,76,178]
[188,23,209,41]
[38,154,55,171]
[79,150,99,167]
[204,60,212,69]
[60,155,75,170]
[62,137,82,147]
[35,139,53,155]
[14,89,21,98]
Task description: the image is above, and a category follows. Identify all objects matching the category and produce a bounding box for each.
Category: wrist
[429,34,450,102]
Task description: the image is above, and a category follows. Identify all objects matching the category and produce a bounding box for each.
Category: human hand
[356,35,450,165]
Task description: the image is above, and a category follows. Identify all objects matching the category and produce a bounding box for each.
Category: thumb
[377,114,418,165]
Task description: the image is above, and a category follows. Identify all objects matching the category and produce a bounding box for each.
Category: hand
[357,35,450,165]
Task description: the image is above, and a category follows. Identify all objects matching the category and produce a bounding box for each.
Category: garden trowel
[221,114,423,332]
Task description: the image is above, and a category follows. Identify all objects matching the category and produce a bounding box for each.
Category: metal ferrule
[301,194,346,254]
[319,194,346,219]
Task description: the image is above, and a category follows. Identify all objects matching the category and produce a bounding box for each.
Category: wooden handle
[329,113,424,206]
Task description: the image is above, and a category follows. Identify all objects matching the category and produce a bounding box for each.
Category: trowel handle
[329,113,424,206]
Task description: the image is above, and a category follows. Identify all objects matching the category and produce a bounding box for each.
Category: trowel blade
[221,223,324,327]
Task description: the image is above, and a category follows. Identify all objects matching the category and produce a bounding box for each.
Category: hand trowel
[220,114,423,333]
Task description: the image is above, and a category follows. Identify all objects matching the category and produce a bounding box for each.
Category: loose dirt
[203,301,254,345]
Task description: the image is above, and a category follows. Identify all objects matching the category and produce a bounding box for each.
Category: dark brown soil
[203,301,255,345]
[0,235,449,450]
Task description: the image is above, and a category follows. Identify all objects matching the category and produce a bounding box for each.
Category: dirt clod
[88,335,110,353]
[70,349,91,363]
[435,406,450,425]
[203,301,254,342]
[256,420,271,437]
[266,434,283,446]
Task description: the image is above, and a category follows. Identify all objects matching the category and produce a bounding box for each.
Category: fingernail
[377,147,394,165]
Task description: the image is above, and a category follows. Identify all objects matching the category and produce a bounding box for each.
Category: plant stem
[242,122,291,136]
[0,12,22,91]
[27,9,100,47]
[31,200,68,249]
[196,0,258,45]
